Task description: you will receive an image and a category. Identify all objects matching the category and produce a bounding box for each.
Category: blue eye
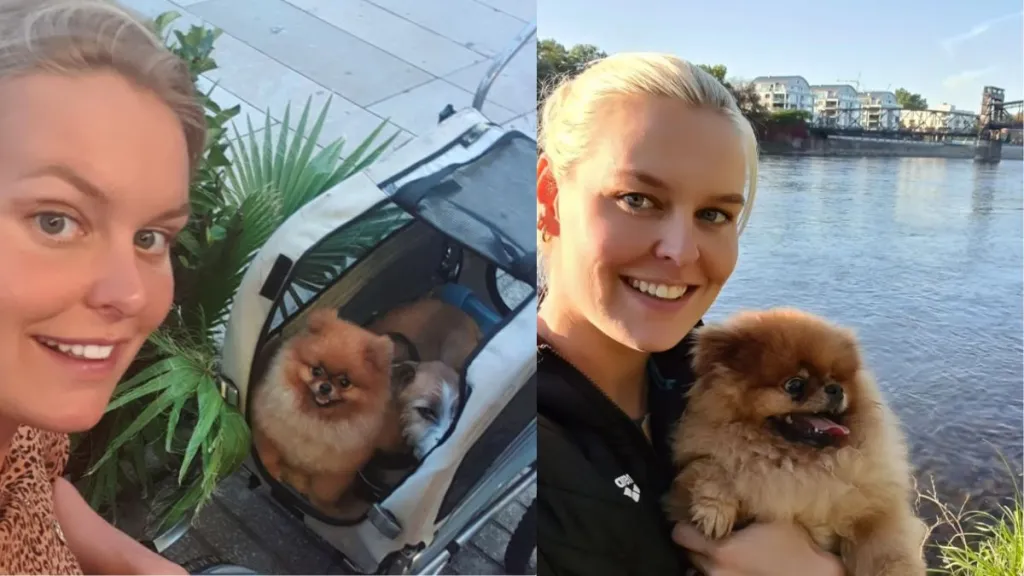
[697,209,732,224]
[617,193,655,212]
[34,212,81,241]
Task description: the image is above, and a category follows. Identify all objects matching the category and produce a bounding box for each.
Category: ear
[391,361,418,389]
[690,324,760,375]
[306,308,338,334]
[537,153,560,238]
[364,334,395,375]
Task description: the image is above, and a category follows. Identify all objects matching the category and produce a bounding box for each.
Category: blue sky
[538,0,1023,112]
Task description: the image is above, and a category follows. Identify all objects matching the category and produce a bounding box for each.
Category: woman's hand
[673,522,845,576]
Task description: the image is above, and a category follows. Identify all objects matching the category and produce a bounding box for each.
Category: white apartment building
[899,102,977,133]
[810,84,860,128]
[752,76,815,113]
[858,91,901,131]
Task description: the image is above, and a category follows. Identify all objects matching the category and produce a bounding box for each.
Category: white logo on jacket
[614,474,640,502]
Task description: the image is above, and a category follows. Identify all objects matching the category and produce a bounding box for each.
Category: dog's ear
[391,361,418,389]
[364,334,395,376]
[306,308,338,334]
[691,324,761,375]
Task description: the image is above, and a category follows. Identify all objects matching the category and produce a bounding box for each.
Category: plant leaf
[88,389,176,474]
[178,376,222,485]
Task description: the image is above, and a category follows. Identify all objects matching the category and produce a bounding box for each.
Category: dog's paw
[691,499,737,540]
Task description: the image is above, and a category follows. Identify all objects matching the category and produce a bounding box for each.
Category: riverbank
[761,136,1024,161]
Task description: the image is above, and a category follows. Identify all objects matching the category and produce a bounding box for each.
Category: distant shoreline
[759,137,1024,161]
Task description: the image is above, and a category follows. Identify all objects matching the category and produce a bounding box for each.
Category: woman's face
[543,94,747,352]
[0,72,190,433]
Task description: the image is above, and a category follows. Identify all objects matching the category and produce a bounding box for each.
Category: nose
[824,383,844,399]
[653,218,700,265]
[84,246,146,319]
[317,382,332,396]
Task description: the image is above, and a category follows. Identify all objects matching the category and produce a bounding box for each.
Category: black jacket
[536,325,702,576]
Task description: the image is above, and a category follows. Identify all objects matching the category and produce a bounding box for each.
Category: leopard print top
[0,426,82,575]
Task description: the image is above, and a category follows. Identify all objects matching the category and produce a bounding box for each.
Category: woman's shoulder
[0,426,81,575]
[5,426,71,480]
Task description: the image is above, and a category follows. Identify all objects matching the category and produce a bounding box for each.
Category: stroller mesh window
[266,202,412,333]
[391,133,537,287]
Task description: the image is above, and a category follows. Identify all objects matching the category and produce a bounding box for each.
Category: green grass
[918,462,1023,576]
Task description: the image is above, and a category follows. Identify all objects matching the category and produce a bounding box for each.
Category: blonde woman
[535,54,844,575]
[0,0,204,573]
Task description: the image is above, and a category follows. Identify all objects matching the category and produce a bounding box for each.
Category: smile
[35,337,115,360]
[624,277,689,301]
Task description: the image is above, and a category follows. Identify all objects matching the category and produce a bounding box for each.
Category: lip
[32,336,128,382]
[620,276,699,313]
[35,336,127,346]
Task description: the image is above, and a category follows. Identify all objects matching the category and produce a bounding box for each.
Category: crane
[837,72,862,92]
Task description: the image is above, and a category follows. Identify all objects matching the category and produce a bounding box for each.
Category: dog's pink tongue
[806,415,850,436]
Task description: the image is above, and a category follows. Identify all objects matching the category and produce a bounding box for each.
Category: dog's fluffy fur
[367,297,482,372]
[666,308,927,576]
[250,309,394,515]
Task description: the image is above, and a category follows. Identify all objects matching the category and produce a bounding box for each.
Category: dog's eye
[311,366,325,378]
[783,377,806,397]
[337,374,351,388]
[415,406,438,423]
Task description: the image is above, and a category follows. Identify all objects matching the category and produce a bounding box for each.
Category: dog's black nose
[824,383,843,398]
[317,382,332,396]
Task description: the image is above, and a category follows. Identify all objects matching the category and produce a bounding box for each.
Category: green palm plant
[71,11,400,532]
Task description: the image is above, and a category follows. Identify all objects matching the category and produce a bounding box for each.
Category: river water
[706,156,1024,516]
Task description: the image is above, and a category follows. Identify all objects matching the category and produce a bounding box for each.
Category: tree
[697,64,769,126]
[698,64,727,84]
[537,39,607,99]
[895,88,928,110]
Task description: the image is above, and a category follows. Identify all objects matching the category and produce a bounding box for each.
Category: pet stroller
[212,21,538,575]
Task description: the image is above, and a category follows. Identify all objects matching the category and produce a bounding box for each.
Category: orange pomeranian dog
[250,308,394,516]
[665,308,927,576]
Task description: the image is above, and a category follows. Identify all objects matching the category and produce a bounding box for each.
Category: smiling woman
[0,0,204,574]
[535,53,844,576]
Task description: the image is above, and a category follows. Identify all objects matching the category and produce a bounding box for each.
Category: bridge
[807,86,1023,142]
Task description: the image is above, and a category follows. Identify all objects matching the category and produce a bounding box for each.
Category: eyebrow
[24,164,191,220]
[618,168,746,206]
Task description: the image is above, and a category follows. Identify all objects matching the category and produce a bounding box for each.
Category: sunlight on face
[551,94,747,352]
[0,72,191,433]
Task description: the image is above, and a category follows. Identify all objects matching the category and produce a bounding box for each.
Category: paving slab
[188,0,433,107]
[283,0,486,77]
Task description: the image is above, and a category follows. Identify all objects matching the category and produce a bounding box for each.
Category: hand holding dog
[673,522,845,576]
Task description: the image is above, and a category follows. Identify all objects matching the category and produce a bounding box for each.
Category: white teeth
[628,278,688,300]
[785,415,793,424]
[38,338,113,360]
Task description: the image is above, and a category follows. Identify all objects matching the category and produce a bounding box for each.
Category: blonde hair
[0,0,206,172]
[539,52,759,233]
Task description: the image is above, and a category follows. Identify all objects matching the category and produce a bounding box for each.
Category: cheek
[575,198,649,273]
[139,263,175,329]
[0,223,90,328]
[698,228,739,286]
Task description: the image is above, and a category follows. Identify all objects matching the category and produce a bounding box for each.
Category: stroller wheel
[503,499,536,575]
